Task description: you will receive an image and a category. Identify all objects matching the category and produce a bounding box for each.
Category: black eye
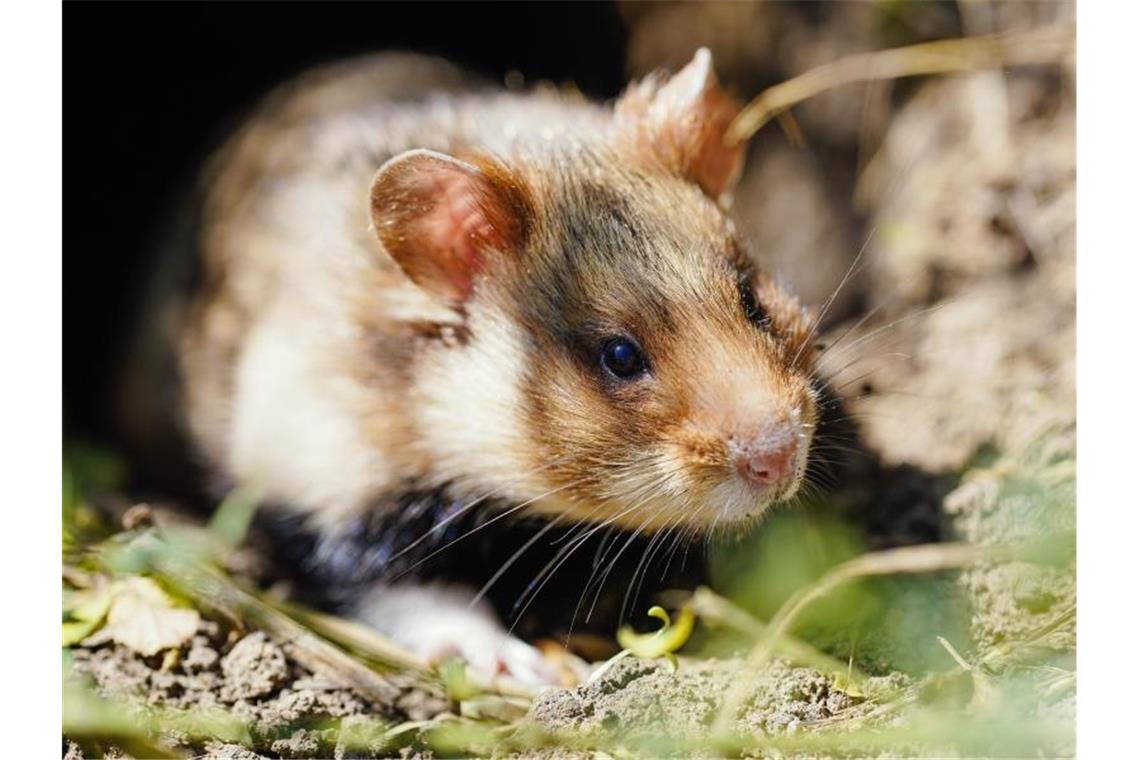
[740,277,769,328]
[601,337,647,379]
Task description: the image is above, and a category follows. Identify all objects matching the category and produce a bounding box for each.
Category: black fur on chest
[254,384,948,643]
[259,489,708,642]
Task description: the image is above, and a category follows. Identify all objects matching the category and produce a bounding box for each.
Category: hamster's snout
[735,439,799,490]
[729,414,804,497]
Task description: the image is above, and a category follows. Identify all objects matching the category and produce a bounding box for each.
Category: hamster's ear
[369,149,530,303]
[615,48,745,203]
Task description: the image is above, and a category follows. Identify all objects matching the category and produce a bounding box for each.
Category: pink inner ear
[372,150,525,304]
[614,48,745,201]
[424,172,498,299]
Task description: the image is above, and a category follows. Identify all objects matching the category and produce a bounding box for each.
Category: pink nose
[736,441,798,490]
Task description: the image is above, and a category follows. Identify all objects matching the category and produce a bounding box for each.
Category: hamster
[169,50,827,683]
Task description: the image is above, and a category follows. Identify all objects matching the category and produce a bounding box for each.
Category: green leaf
[439,657,481,701]
[208,482,263,547]
[62,586,114,646]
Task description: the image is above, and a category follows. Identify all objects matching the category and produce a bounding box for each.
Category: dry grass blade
[978,602,1075,670]
[273,600,429,673]
[713,541,1018,732]
[101,530,424,703]
[277,603,540,698]
[118,531,539,701]
[143,544,406,705]
[726,25,1075,145]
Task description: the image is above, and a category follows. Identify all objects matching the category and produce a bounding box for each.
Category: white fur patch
[412,302,542,503]
[228,316,391,524]
[354,582,559,685]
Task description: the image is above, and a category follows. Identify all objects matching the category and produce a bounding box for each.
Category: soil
[69,623,450,758]
[528,656,902,741]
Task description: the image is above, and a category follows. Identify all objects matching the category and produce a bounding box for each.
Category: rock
[220,633,289,702]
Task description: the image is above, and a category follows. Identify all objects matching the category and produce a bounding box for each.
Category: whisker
[659,520,694,582]
[622,510,689,622]
[827,352,913,391]
[505,496,658,639]
[580,492,666,625]
[384,454,574,566]
[468,517,565,608]
[819,300,953,374]
[389,476,588,581]
[791,223,879,366]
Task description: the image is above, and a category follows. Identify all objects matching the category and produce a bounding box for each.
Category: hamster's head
[369,50,821,535]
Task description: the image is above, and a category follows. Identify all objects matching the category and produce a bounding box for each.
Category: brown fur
[178,52,819,537]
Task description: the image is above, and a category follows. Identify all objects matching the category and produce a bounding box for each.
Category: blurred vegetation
[710,510,977,675]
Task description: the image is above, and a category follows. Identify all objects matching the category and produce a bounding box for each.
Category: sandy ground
[69,627,448,758]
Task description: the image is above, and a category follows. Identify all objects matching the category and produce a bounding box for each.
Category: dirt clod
[69,621,449,758]
[220,633,289,701]
[529,656,869,746]
[203,741,264,759]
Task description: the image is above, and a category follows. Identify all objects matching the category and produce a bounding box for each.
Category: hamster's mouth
[515,426,814,534]
[697,434,814,530]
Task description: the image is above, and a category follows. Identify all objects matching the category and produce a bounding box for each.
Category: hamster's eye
[740,278,770,328]
[601,337,647,380]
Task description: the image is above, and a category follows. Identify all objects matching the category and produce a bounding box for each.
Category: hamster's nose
[735,439,798,490]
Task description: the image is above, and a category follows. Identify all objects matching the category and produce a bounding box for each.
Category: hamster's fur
[153,51,832,682]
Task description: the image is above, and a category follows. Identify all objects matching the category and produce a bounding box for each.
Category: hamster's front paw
[353,582,563,687]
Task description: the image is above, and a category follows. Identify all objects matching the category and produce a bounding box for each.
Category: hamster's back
[116,53,480,496]
[117,53,604,505]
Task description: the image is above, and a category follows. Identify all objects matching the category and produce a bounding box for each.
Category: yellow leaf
[616,605,695,659]
[85,577,199,656]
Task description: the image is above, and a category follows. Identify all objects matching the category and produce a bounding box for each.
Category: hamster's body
[184,58,615,532]
[158,52,831,682]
